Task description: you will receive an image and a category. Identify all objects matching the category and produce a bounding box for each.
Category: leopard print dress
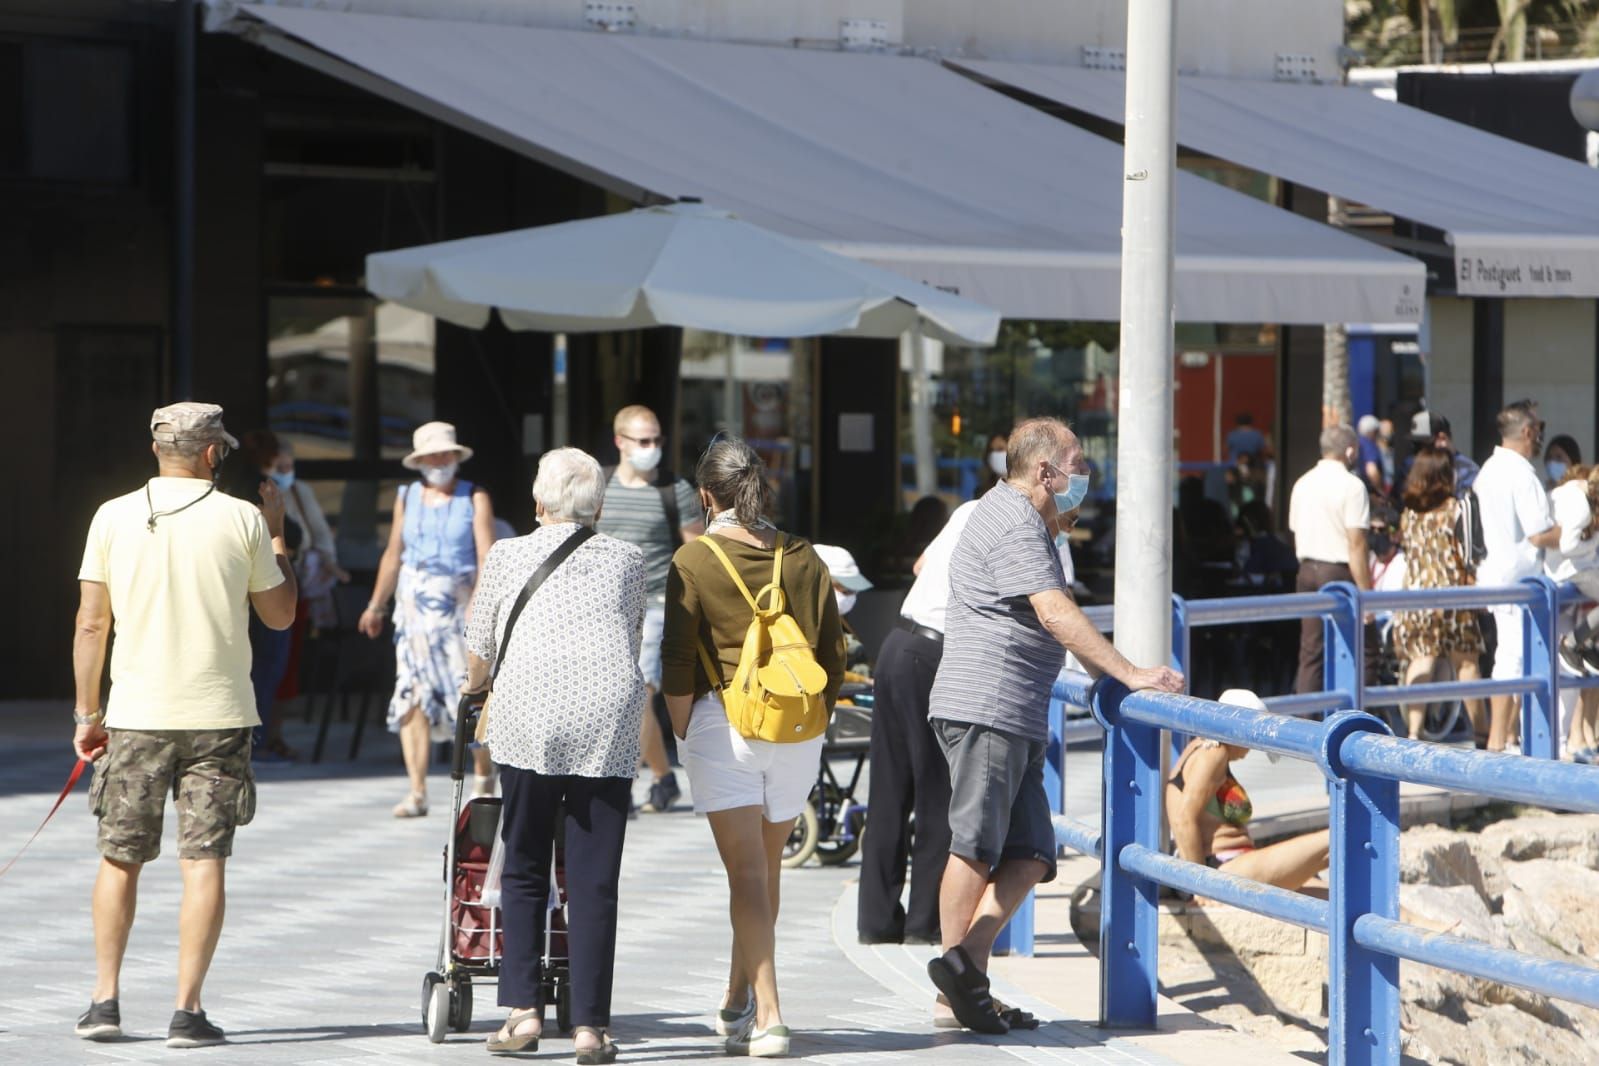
[1392,498,1485,660]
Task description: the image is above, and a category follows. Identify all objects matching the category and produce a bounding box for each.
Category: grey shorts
[932,718,1056,883]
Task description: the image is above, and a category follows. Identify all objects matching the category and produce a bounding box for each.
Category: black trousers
[857,626,952,942]
[498,766,630,1026]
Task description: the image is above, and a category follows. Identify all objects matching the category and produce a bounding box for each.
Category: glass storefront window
[678,331,816,529]
[900,321,1120,590]
[900,321,1120,504]
[267,295,436,569]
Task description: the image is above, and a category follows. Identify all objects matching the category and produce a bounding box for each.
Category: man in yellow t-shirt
[71,402,297,1049]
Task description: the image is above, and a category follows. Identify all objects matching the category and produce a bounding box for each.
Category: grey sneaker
[167,1008,225,1048]
[75,999,121,1041]
[728,1023,792,1057]
[715,991,755,1038]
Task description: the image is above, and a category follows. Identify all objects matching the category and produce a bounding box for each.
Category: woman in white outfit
[660,437,846,1058]
[1547,465,1599,761]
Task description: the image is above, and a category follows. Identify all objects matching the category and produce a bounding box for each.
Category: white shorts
[678,692,823,822]
[1490,603,1525,681]
[638,605,665,690]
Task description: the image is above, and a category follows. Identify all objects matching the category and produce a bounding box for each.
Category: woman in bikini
[1166,689,1331,893]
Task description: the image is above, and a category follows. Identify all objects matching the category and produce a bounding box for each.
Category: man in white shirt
[1474,399,1562,752]
[1288,425,1372,694]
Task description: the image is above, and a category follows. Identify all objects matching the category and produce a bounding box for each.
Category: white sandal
[392,791,429,818]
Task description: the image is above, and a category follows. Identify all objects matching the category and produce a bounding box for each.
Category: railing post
[1094,678,1161,1029]
[1521,576,1559,760]
[1323,582,1364,712]
[1321,711,1400,1066]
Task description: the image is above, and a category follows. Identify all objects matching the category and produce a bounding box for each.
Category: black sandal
[926,947,1008,1035]
[998,1005,1040,1030]
[573,1026,618,1064]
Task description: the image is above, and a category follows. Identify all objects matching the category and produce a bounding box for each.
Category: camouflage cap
[149,402,240,449]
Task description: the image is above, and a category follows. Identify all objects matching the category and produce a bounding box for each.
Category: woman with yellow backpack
[661,436,847,1058]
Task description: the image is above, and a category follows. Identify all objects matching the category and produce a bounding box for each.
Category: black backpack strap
[490,527,597,686]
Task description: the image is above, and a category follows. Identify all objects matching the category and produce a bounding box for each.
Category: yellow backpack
[694,534,831,743]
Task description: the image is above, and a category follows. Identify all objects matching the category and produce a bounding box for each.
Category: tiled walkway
[0,714,1200,1065]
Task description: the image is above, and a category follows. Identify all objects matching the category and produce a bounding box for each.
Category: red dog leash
[0,759,88,880]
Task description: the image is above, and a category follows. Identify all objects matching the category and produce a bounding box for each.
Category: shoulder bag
[473,526,597,743]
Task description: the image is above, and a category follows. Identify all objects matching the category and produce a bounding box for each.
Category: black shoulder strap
[658,471,682,547]
[491,527,597,686]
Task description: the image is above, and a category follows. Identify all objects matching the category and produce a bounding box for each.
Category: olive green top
[662,532,847,706]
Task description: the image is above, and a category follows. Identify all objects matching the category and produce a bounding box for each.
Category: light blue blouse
[401,480,478,577]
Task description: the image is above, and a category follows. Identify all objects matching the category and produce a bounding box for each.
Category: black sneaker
[1581,645,1599,676]
[75,999,121,1041]
[167,1008,225,1048]
[641,772,681,813]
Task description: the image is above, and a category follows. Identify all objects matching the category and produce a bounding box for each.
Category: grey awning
[227,4,1425,323]
[954,59,1599,299]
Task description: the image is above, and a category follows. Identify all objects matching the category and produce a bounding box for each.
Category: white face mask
[835,589,857,616]
[422,461,458,487]
[988,451,1008,477]
[629,445,662,473]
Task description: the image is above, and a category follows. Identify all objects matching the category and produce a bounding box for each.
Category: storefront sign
[1454,240,1599,298]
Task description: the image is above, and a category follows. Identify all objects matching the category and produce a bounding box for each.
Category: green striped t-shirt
[596,473,699,601]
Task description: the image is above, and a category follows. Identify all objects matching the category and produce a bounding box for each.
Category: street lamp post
[1103,0,1177,1031]
[1114,1,1178,679]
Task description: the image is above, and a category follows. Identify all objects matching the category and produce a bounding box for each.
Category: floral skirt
[387,566,473,741]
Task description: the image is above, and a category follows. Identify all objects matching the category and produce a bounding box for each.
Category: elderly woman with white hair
[462,447,646,1064]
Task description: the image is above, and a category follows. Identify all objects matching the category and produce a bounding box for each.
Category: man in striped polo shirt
[597,405,704,813]
[925,416,1183,1034]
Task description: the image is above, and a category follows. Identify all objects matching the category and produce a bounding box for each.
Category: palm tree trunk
[1322,195,1352,429]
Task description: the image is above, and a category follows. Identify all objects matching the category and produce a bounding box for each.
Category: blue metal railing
[997,576,1595,958]
[1059,672,1599,1065]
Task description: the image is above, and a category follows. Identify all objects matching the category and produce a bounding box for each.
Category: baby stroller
[783,683,873,868]
[422,694,573,1042]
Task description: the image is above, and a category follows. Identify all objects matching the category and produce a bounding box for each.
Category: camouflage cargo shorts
[88,728,256,864]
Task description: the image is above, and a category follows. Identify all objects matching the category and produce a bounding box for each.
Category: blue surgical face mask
[1548,460,1568,482]
[1054,531,1070,550]
[1051,471,1090,513]
[269,470,295,491]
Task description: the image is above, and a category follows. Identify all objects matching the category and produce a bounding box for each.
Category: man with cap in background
[71,403,298,1049]
[1410,409,1479,497]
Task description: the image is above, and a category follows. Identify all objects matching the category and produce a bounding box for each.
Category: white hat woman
[359,421,496,815]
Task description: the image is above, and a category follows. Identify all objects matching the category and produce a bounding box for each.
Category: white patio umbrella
[364,201,1000,348]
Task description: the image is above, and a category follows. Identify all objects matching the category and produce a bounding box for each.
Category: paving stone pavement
[0,726,1179,1066]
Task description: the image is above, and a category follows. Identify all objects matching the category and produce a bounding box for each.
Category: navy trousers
[497,766,631,1026]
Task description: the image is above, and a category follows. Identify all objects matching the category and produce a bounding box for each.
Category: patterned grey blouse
[466,523,646,778]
